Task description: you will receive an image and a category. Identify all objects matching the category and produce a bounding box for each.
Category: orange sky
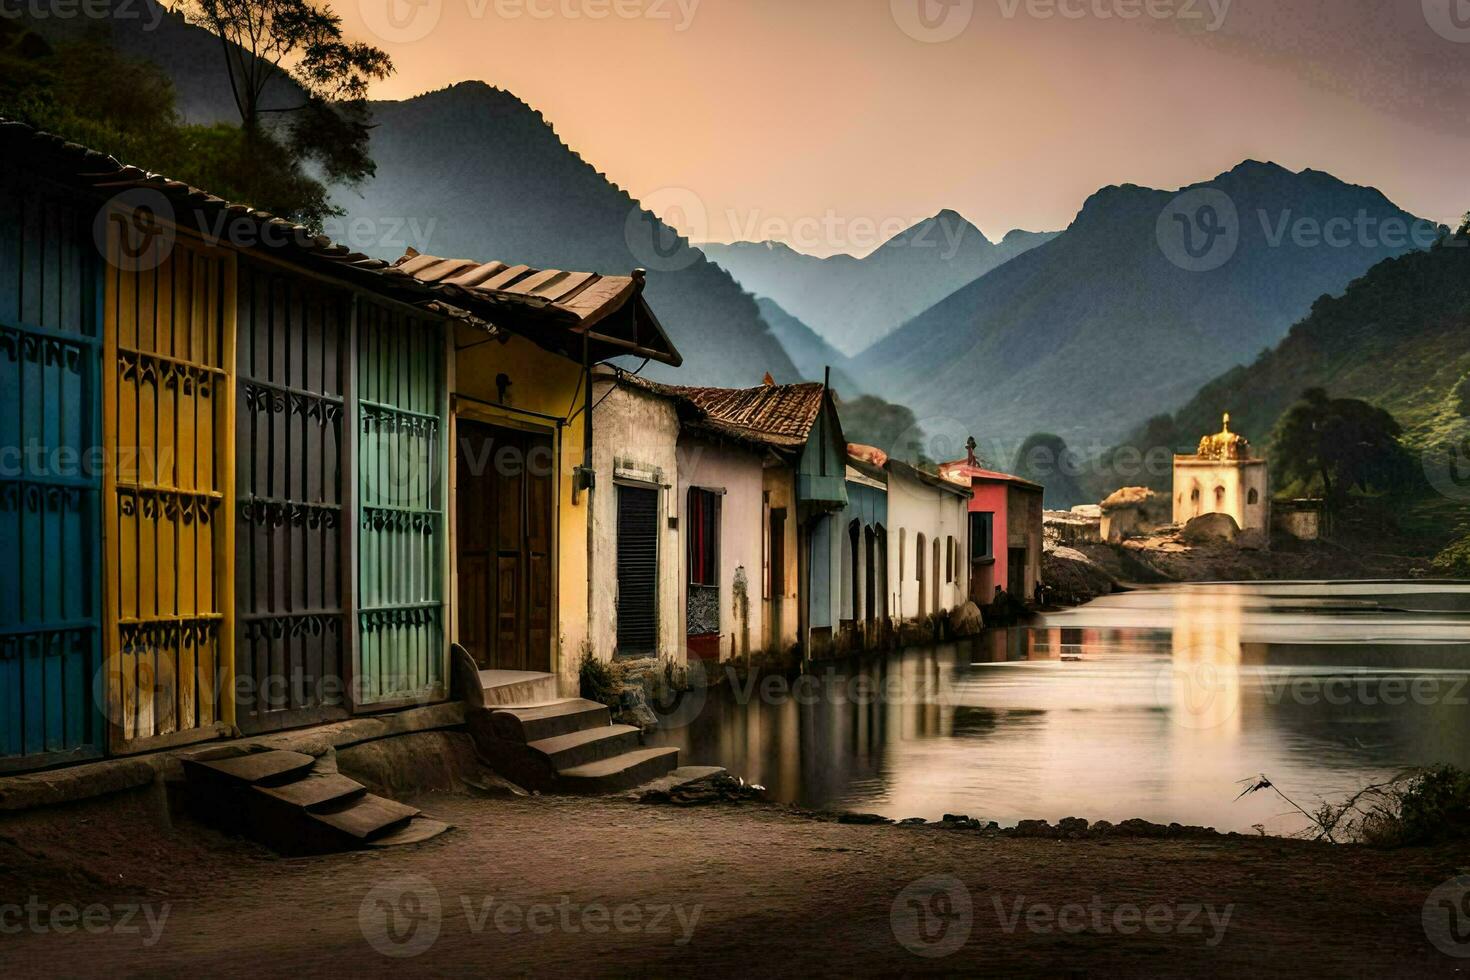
[343,0,1470,256]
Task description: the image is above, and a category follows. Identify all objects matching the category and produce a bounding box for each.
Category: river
[646,581,1470,836]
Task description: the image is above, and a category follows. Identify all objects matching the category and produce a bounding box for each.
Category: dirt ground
[1,787,1467,978]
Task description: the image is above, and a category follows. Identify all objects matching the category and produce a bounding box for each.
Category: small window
[946,536,954,582]
[969,512,994,561]
[686,488,721,587]
[1190,487,1200,502]
[1248,488,1259,505]
[916,533,926,581]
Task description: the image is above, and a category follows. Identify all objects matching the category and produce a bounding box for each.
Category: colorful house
[940,442,1044,605]
[867,450,972,624]
[0,121,679,770]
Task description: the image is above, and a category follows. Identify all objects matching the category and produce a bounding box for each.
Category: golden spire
[1197,412,1250,460]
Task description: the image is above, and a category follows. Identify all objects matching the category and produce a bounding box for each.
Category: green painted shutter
[355,301,446,706]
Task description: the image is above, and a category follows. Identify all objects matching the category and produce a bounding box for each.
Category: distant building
[940,440,1044,604]
[1172,414,1269,540]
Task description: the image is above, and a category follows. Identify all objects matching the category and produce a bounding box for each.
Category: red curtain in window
[687,488,720,586]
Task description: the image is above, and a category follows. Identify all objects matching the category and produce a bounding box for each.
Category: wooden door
[356,301,447,706]
[455,420,552,672]
[234,261,349,733]
[0,180,105,771]
[104,234,237,752]
[767,508,785,652]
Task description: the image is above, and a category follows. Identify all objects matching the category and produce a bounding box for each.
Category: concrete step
[479,670,559,708]
[529,724,641,771]
[254,771,366,811]
[490,698,611,743]
[181,749,316,788]
[309,793,420,842]
[365,816,452,848]
[556,746,681,794]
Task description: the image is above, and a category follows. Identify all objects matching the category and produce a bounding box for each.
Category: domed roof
[1196,414,1252,461]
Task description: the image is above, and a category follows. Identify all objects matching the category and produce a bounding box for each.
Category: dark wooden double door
[456,420,553,672]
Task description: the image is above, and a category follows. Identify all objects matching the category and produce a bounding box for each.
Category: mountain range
[702,218,1056,356]
[855,162,1437,454]
[1120,227,1470,485]
[34,3,799,388]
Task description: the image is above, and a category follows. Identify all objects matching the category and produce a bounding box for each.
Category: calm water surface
[647,581,1470,835]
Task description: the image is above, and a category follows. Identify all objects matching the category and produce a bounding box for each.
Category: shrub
[579,651,618,707]
[1432,534,1470,578]
[1361,766,1470,847]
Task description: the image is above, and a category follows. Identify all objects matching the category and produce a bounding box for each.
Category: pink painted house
[940,444,1045,604]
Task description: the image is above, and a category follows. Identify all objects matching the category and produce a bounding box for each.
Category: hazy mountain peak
[882,209,990,250]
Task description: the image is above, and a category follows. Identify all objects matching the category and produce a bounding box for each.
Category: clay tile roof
[612,374,826,449]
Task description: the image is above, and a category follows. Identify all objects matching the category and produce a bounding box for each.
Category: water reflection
[649,582,1470,835]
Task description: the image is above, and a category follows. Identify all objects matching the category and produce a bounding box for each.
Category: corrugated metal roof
[1,119,681,367]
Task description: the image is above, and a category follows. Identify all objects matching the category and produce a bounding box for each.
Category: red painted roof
[938,460,1044,492]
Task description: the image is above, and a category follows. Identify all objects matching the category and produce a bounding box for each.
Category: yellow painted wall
[451,326,589,692]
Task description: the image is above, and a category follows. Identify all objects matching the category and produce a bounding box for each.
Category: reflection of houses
[940,444,1044,604]
[1172,413,1269,541]
[0,122,680,771]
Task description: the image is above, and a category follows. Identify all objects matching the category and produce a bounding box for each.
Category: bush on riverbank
[1359,766,1470,847]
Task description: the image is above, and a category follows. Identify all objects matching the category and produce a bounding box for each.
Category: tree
[1270,389,1414,506]
[181,0,393,223]
[1012,433,1087,509]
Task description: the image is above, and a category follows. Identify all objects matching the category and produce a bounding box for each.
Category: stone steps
[452,645,683,794]
[557,747,684,794]
[179,747,449,854]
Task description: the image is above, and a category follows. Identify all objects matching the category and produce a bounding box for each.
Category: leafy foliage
[1269,388,1416,505]
[1432,533,1470,578]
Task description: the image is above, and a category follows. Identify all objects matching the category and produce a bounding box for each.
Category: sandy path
[0,791,1465,977]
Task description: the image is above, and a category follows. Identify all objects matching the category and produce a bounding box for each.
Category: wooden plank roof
[609,372,827,450]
